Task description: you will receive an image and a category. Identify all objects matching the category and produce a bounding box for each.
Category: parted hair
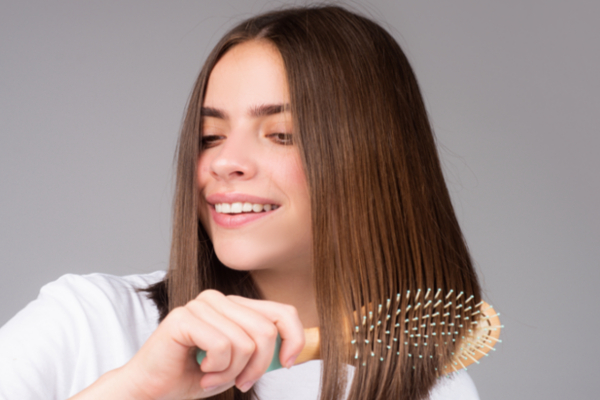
[144,5,481,400]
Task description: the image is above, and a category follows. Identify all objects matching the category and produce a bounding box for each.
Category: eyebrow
[200,103,290,120]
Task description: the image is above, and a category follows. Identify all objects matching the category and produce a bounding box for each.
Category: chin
[212,241,277,272]
[208,224,312,274]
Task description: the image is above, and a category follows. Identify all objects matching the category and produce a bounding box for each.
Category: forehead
[203,40,289,112]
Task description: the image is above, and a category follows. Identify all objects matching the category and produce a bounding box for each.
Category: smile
[215,202,280,214]
[210,203,279,228]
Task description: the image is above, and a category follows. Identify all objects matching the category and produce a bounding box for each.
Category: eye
[201,135,223,149]
[268,133,294,145]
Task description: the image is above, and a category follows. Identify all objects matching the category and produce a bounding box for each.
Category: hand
[119,290,305,399]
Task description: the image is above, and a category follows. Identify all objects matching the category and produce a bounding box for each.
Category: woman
[0,5,482,400]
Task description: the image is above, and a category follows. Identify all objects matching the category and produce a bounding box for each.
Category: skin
[68,40,317,400]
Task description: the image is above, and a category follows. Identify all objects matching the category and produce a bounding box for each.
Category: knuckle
[238,339,256,357]
[168,306,187,321]
[285,304,299,318]
[213,337,231,354]
[197,289,222,301]
[187,297,208,312]
[264,324,278,340]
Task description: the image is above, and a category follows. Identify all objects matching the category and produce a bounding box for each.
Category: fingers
[185,300,255,375]
[166,306,232,372]
[227,295,305,370]
[188,290,305,392]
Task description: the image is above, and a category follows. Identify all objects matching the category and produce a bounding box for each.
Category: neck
[250,267,319,329]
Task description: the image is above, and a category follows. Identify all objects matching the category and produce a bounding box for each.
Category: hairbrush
[196,290,502,374]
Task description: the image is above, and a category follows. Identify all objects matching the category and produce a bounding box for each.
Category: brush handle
[195,327,320,372]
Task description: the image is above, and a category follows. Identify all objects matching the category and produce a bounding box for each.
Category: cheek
[273,154,311,217]
[196,156,211,189]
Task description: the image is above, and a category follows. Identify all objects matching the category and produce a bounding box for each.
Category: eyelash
[269,133,294,145]
[200,133,293,148]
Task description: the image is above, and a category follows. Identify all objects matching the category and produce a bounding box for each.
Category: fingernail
[286,354,298,369]
[239,380,256,393]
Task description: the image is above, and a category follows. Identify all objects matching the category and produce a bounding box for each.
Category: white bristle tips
[351,290,499,373]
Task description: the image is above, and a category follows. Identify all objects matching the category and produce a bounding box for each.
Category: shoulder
[40,269,166,300]
[428,371,480,400]
[29,271,165,324]
[2,270,166,333]
[42,270,166,307]
[0,270,166,399]
[39,270,166,337]
[0,270,166,349]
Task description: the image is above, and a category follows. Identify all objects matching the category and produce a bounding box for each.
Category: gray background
[1,0,598,399]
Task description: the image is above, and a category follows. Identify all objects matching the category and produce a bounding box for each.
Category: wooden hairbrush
[196,291,502,374]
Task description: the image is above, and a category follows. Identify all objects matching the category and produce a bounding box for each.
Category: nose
[208,133,257,181]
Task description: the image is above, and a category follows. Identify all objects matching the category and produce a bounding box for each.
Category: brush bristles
[350,290,501,374]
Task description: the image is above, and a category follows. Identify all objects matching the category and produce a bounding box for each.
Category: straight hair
[144,5,481,400]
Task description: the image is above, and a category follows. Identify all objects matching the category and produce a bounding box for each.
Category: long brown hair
[145,5,481,400]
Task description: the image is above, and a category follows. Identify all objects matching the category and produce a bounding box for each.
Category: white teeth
[215,202,278,214]
[231,202,243,213]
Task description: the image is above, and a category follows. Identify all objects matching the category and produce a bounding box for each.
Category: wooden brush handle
[294,326,321,364]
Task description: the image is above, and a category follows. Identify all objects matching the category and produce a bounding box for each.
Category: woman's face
[197,40,312,275]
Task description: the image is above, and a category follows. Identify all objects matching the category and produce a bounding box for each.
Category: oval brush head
[349,289,502,374]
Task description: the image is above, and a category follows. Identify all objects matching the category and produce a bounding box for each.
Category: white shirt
[0,272,479,399]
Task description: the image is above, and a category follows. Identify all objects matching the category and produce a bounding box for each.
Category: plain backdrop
[1,1,598,399]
